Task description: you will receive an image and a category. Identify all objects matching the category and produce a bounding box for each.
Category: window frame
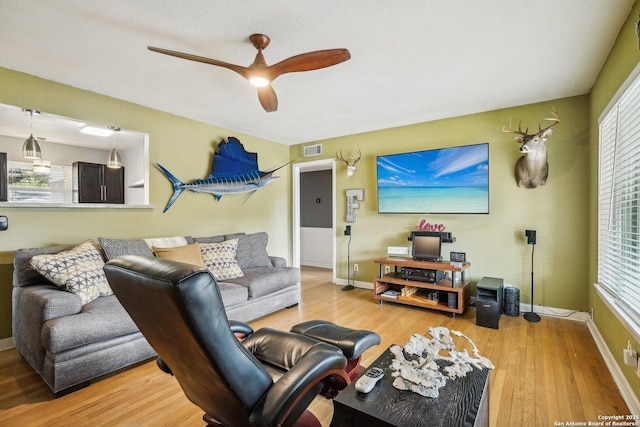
[596,62,640,343]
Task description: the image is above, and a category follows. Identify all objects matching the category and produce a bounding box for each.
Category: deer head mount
[502,109,560,188]
[336,148,361,177]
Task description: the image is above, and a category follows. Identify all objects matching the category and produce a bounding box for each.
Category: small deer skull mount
[502,109,560,189]
[336,148,361,177]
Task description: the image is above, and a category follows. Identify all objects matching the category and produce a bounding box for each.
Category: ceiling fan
[148,34,351,112]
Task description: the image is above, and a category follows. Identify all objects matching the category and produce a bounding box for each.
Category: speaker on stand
[342,225,354,291]
[524,230,540,323]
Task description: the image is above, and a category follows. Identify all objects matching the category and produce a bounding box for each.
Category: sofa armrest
[269,256,287,268]
[15,284,83,322]
[12,284,83,360]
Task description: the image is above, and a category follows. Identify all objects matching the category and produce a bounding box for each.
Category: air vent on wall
[302,144,322,157]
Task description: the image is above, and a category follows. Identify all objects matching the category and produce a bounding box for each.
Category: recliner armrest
[250,349,348,427]
[229,320,253,337]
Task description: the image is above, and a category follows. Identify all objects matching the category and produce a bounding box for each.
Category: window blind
[7,161,72,203]
[598,72,640,329]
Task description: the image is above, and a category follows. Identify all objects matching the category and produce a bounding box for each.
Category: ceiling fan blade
[148,46,250,79]
[257,85,278,112]
[267,48,351,80]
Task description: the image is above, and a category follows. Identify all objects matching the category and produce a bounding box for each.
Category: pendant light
[107,126,122,168]
[22,109,42,159]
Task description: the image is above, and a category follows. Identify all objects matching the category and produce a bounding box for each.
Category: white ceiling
[0,1,635,146]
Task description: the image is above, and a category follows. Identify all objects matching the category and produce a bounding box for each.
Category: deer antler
[502,119,528,136]
[336,149,350,165]
[538,108,560,133]
[351,148,361,165]
[336,148,361,165]
[503,109,560,139]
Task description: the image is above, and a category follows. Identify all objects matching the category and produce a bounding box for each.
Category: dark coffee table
[331,347,489,427]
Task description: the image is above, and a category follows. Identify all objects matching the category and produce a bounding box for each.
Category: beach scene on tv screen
[377,143,489,214]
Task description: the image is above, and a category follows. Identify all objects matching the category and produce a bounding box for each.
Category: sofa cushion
[153,243,204,266]
[41,294,140,354]
[99,237,154,261]
[226,266,300,299]
[217,282,249,307]
[235,232,272,269]
[200,239,244,281]
[29,240,112,305]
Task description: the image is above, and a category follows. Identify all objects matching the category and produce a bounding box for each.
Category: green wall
[292,95,591,311]
[3,3,640,404]
[0,67,292,339]
[589,0,640,401]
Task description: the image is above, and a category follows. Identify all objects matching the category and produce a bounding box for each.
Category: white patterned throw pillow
[30,240,112,304]
[200,239,244,281]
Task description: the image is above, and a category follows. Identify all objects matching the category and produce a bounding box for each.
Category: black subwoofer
[476,277,504,329]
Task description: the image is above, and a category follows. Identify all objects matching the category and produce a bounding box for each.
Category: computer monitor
[411,231,442,262]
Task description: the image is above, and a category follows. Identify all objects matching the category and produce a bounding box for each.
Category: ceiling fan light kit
[249,76,269,88]
[148,34,351,112]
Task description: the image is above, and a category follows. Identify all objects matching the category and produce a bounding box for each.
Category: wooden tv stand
[374,258,471,316]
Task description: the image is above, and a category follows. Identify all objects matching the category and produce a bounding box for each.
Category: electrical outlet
[353,263,359,272]
[637,356,640,378]
[384,265,391,274]
[590,307,594,319]
[623,341,638,367]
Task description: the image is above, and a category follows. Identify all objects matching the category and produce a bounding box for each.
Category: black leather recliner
[104,255,350,427]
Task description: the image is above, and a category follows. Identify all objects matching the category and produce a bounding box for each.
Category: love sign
[417,219,446,232]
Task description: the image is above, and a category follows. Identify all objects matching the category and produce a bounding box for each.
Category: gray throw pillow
[234,232,272,269]
[98,237,154,261]
[193,235,225,244]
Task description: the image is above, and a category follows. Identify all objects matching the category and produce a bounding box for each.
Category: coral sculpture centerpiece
[389,327,494,398]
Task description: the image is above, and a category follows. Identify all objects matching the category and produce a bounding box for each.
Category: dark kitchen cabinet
[73,162,124,204]
[0,153,6,202]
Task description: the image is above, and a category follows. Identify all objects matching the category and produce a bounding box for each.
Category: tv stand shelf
[374,258,471,316]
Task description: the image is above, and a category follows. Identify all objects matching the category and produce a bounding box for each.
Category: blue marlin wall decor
[157,137,290,213]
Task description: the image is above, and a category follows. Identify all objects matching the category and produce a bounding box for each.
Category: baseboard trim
[301,261,333,269]
[0,336,15,352]
[587,318,640,414]
[334,278,373,290]
[518,303,591,322]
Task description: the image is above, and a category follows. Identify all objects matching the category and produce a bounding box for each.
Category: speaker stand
[342,231,354,292]
[524,243,540,323]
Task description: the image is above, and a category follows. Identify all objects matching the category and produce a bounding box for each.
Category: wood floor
[0,267,630,426]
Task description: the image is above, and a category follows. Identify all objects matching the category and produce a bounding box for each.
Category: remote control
[354,367,384,393]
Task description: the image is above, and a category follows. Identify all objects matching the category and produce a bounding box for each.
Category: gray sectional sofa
[12,232,300,396]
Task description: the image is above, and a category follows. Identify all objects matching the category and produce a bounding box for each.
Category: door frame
[292,158,336,283]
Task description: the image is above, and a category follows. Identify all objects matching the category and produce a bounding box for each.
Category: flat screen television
[411,231,442,262]
[377,142,489,214]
